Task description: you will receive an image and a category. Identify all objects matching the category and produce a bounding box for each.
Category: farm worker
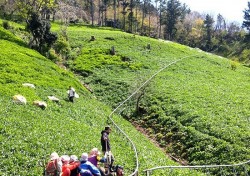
[79,153,101,176]
[100,126,115,172]
[67,86,75,102]
[88,148,106,176]
[112,165,124,176]
[45,152,62,176]
[69,155,80,176]
[61,155,80,176]
[100,126,112,153]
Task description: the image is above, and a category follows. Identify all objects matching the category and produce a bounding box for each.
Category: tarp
[13,95,27,104]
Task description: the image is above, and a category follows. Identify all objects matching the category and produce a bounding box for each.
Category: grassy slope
[0,23,204,176]
[62,24,250,171]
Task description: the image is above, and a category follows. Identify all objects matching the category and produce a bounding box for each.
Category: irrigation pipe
[143,160,250,174]
[107,54,200,176]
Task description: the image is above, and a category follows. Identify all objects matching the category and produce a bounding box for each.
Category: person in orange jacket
[69,155,81,176]
[61,155,80,176]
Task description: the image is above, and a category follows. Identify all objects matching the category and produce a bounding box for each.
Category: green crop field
[0,20,249,175]
[62,24,250,174]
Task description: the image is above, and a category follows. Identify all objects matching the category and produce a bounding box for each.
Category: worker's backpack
[44,159,59,176]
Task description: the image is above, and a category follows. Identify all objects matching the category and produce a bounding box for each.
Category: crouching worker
[111,165,124,176]
[79,153,101,176]
[61,155,80,176]
[44,152,62,176]
[69,155,80,176]
[67,86,75,103]
[88,148,106,176]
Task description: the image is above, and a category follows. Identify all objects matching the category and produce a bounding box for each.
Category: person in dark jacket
[100,126,111,153]
[100,126,114,173]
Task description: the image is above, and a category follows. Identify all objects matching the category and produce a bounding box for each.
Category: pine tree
[203,14,214,51]
[243,1,250,42]
[163,0,182,40]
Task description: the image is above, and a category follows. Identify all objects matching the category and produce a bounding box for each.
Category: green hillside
[62,25,250,173]
[0,20,249,176]
[0,23,204,176]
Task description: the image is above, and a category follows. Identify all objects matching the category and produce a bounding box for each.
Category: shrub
[2,21,10,29]
[47,49,60,62]
[240,49,250,65]
[26,13,57,54]
[230,59,239,71]
[53,35,70,59]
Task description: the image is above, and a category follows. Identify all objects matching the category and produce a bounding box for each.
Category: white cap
[50,152,59,160]
[70,155,78,162]
[61,155,70,162]
[81,153,88,161]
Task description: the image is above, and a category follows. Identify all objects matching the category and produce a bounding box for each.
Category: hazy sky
[179,0,249,23]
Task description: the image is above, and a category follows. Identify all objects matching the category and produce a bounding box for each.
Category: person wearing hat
[45,152,62,176]
[61,155,80,176]
[100,126,115,173]
[88,148,106,176]
[88,148,101,167]
[69,155,80,176]
[100,126,112,153]
[79,153,101,176]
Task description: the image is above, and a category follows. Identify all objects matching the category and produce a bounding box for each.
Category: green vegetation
[62,25,250,174]
[1,0,250,66]
[1,19,250,176]
[0,21,203,176]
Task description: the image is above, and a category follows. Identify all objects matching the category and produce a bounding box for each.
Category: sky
[179,0,249,24]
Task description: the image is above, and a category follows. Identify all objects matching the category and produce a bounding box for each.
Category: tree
[128,0,136,33]
[174,3,190,43]
[214,14,227,51]
[190,17,204,47]
[243,1,250,43]
[134,0,141,33]
[157,0,166,38]
[99,0,106,26]
[56,1,86,24]
[103,0,110,25]
[121,0,129,31]
[141,0,149,34]
[140,0,156,36]
[0,0,18,20]
[27,13,57,54]
[85,0,95,26]
[146,0,154,36]
[163,0,182,40]
[113,0,118,27]
[15,0,56,21]
[215,13,226,31]
[203,14,214,51]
